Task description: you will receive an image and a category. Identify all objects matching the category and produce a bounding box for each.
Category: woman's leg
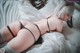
[1,22,41,53]
[1,19,49,53]
[0,18,52,53]
[0,21,21,43]
[0,20,29,44]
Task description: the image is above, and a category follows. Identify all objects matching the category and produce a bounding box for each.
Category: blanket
[0,0,80,53]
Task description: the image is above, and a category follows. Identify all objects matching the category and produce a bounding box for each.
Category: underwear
[7,21,43,44]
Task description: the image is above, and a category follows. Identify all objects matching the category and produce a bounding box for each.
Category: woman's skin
[0,20,29,42]
[0,14,71,52]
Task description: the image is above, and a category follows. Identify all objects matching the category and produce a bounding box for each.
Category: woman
[27,1,75,53]
[0,1,74,53]
[0,14,71,53]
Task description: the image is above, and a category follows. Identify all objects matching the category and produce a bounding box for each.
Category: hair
[53,1,74,18]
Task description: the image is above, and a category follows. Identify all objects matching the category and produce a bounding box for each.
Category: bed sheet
[0,0,45,29]
[0,0,80,53]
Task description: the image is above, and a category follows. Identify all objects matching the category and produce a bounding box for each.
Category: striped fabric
[0,0,45,29]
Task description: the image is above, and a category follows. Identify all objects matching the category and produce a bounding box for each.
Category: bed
[0,0,80,53]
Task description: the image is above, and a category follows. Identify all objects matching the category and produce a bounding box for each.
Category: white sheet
[27,32,69,53]
[0,0,80,53]
[0,0,20,28]
[0,0,45,29]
